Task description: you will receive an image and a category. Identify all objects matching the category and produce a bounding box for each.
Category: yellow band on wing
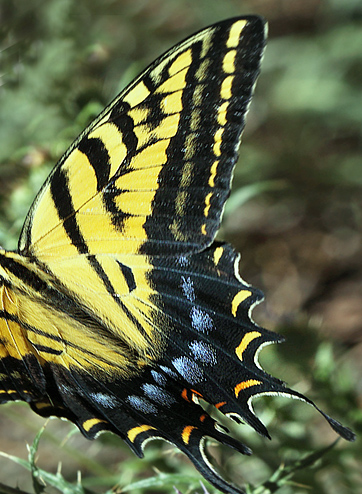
[128,425,157,443]
[235,379,262,398]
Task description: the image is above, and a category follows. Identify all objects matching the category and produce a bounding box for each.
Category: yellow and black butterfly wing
[12,17,268,381]
[0,15,355,494]
[19,17,266,258]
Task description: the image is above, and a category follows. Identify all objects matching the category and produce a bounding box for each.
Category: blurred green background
[0,0,361,493]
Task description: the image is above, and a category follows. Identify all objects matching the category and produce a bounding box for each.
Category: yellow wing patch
[235,331,262,361]
[234,379,262,398]
[128,425,157,443]
[231,290,252,316]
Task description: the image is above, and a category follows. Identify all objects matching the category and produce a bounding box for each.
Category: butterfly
[0,15,355,494]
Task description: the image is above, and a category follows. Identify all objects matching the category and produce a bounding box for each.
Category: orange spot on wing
[182,425,197,445]
[181,388,191,402]
[234,380,262,398]
[191,389,203,402]
[190,389,203,396]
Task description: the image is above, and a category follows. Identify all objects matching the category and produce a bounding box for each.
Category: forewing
[19,16,266,261]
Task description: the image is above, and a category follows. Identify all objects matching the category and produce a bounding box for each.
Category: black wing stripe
[77,137,111,191]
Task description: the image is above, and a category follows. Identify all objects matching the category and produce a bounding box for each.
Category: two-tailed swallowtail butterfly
[0,16,355,494]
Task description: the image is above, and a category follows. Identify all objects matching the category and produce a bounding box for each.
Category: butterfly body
[0,16,354,494]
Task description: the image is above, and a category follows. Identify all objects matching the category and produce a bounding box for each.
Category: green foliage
[0,425,354,494]
[0,427,90,494]
[0,0,361,493]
